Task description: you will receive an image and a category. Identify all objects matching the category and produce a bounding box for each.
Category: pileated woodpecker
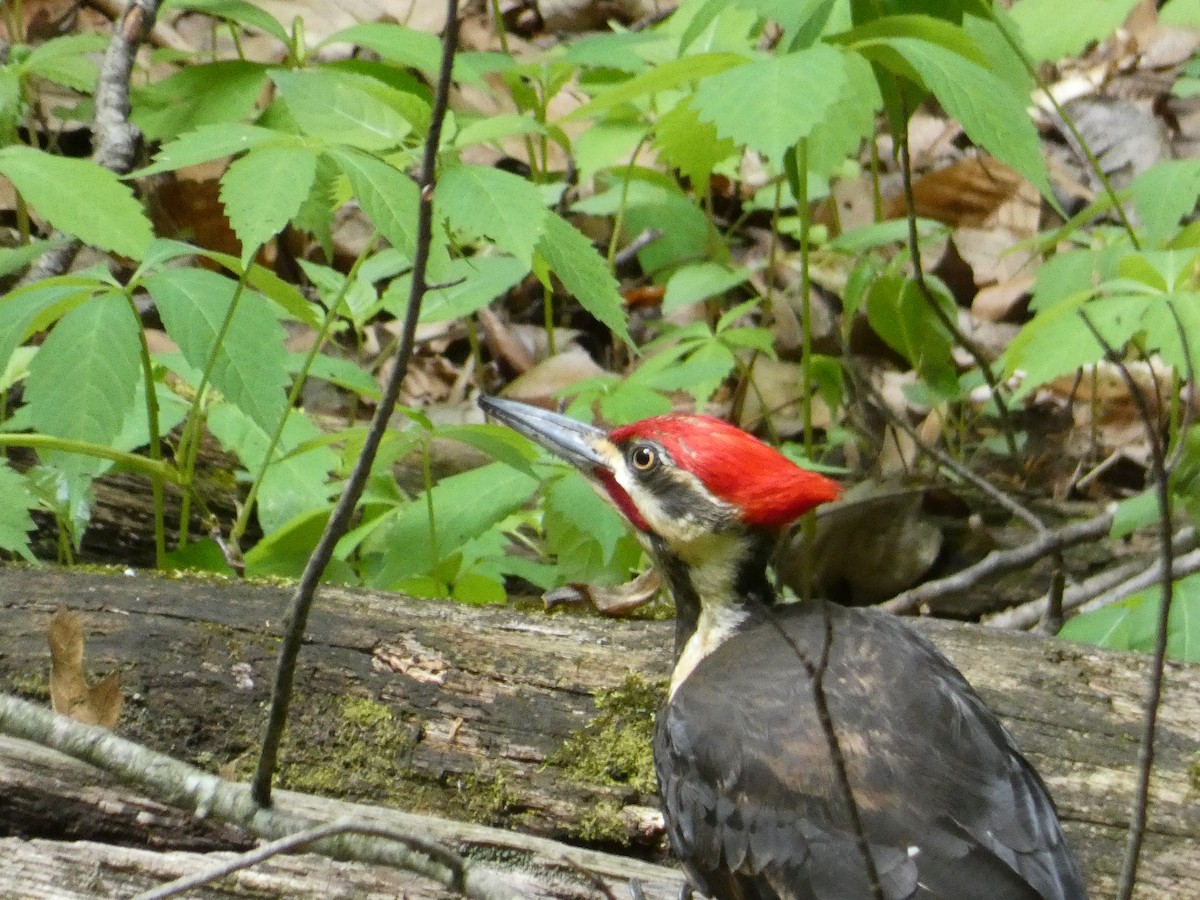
[480,395,1087,900]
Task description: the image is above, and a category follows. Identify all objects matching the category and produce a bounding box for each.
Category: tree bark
[0,567,1197,898]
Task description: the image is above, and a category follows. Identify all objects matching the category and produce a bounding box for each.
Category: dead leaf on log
[544,568,662,616]
[47,607,122,729]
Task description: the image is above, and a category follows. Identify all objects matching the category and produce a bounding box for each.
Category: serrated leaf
[132,123,281,177]
[220,143,318,262]
[0,461,37,561]
[366,462,539,587]
[0,277,107,374]
[545,472,631,566]
[653,100,737,195]
[24,33,106,92]
[145,268,289,434]
[207,402,337,534]
[25,292,141,475]
[862,37,1051,200]
[438,164,548,265]
[327,146,419,257]
[271,69,411,151]
[409,255,528,323]
[535,212,629,342]
[692,44,847,165]
[1011,0,1140,63]
[132,60,268,142]
[0,146,152,258]
[806,49,881,178]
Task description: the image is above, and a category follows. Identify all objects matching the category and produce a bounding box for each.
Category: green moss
[549,673,664,795]
[5,671,50,700]
[1189,756,1200,796]
[573,797,632,843]
[455,771,523,826]
[273,694,418,804]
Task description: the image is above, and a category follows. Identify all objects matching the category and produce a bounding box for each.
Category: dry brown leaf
[47,607,122,729]
[502,348,607,403]
[544,568,662,616]
[885,157,1038,230]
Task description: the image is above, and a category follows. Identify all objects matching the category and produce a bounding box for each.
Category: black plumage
[656,599,1087,900]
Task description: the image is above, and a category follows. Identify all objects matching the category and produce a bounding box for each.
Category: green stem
[422,438,439,564]
[229,238,379,548]
[123,290,168,567]
[174,269,253,544]
[0,434,178,480]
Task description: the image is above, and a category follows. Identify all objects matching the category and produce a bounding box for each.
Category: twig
[985,527,1198,630]
[855,370,1045,532]
[881,510,1114,615]
[250,0,460,807]
[133,817,466,900]
[0,695,517,900]
[613,228,662,269]
[895,120,1020,458]
[1076,310,1174,900]
[19,0,161,287]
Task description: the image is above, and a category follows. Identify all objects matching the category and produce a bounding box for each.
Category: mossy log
[0,566,1197,898]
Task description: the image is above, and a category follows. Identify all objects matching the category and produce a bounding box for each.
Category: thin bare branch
[0,695,517,900]
[251,0,461,807]
[881,510,1114,615]
[1076,310,1174,900]
[19,0,161,287]
[985,528,1199,630]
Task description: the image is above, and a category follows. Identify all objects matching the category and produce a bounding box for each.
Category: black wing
[654,600,1087,900]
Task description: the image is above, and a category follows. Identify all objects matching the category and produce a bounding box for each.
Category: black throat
[648,529,778,662]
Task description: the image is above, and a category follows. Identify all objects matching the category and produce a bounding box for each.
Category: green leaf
[535,212,630,342]
[866,276,958,397]
[663,262,748,312]
[0,146,152,258]
[408,256,528,324]
[0,461,36,561]
[435,423,539,476]
[220,143,318,262]
[545,472,632,567]
[438,164,548,265]
[805,49,881,178]
[0,276,108,373]
[859,37,1051,199]
[691,44,847,164]
[1130,159,1200,248]
[244,506,357,583]
[207,402,337,534]
[653,100,737,195]
[24,33,107,92]
[132,123,281,177]
[326,146,419,257]
[454,113,543,149]
[0,238,69,279]
[1010,0,1140,63]
[1004,293,1150,392]
[321,22,443,74]
[132,60,268,142]
[568,52,748,120]
[145,268,289,434]
[1110,490,1158,540]
[25,292,141,476]
[365,462,539,588]
[163,0,291,44]
[271,69,411,151]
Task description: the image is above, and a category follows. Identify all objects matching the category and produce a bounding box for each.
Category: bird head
[479,395,840,559]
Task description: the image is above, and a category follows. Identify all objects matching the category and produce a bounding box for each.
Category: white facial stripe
[670,593,748,698]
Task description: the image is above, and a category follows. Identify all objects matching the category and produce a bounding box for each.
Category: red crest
[609,415,840,528]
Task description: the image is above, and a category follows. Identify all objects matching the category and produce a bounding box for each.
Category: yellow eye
[631,445,657,471]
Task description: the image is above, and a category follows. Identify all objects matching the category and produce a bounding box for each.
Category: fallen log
[0,567,1196,898]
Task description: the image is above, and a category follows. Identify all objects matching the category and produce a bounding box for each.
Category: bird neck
[649,529,776,697]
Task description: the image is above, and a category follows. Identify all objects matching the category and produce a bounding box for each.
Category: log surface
[0,566,1197,898]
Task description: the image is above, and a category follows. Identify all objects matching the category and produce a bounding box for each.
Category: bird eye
[630,444,657,472]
